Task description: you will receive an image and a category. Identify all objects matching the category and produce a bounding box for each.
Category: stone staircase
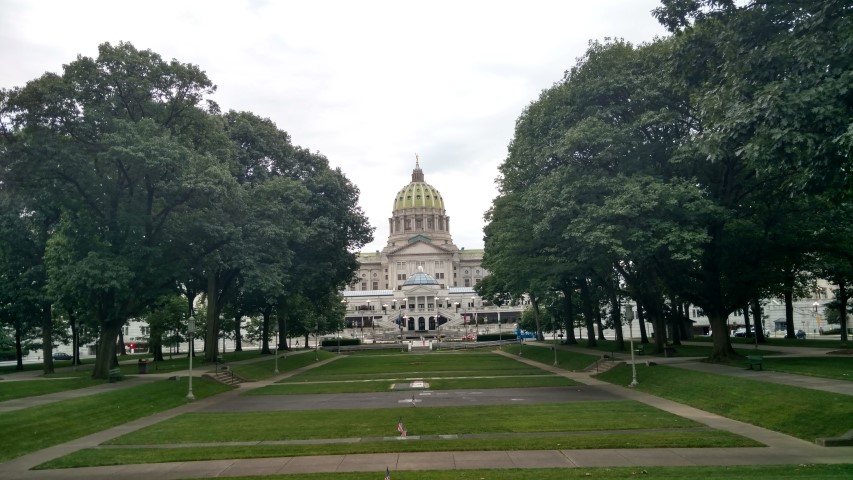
[203,368,246,386]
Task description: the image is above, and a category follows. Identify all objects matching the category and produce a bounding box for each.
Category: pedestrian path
[1,344,851,479]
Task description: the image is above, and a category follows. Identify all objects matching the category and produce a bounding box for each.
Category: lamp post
[625,303,638,387]
[186,316,196,401]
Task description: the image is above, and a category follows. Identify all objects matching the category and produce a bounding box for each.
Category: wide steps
[203,370,245,386]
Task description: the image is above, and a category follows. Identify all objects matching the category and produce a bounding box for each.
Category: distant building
[343,159,520,337]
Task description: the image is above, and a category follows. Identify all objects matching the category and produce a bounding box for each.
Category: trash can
[137,359,148,374]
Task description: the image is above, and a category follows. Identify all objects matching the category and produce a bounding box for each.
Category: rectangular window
[361,282,367,290]
[372,281,378,290]
[436,272,444,279]
[464,278,471,287]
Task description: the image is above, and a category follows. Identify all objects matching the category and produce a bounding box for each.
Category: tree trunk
[578,279,597,347]
[839,279,849,346]
[784,286,796,338]
[530,297,544,341]
[561,288,577,344]
[637,304,649,343]
[14,326,24,371]
[261,304,273,354]
[205,272,220,362]
[118,329,126,355]
[69,311,80,365]
[595,305,606,341]
[41,303,54,375]
[752,298,767,343]
[234,311,243,351]
[707,310,738,362]
[93,318,123,379]
[669,301,682,346]
[610,290,624,350]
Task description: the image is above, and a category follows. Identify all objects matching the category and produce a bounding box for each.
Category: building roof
[392,159,444,211]
[403,266,439,286]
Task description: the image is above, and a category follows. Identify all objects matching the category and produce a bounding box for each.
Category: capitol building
[342,159,522,338]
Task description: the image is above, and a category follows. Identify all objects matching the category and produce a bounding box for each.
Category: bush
[321,337,360,347]
[476,333,517,342]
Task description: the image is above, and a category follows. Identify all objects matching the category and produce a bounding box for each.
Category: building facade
[342,159,520,338]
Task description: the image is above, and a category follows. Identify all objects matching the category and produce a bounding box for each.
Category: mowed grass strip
[595,364,853,441]
[229,349,336,381]
[249,375,575,395]
[500,344,601,371]
[287,351,535,380]
[106,401,701,445]
[40,430,756,469]
[0,377,232,462]
[745,356,853,382]
[0,377,102,401]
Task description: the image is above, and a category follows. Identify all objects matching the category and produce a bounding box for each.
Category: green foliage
[475,333,516,341]
[322,337,360,346]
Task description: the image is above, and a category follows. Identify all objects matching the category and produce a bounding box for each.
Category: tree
[3,42,232,378]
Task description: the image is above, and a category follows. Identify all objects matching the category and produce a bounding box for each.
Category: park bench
[108,368,124,382]
[746,355,763,371]
[633,345,645,356]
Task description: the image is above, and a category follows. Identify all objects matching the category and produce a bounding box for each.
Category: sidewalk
[1,346,851,479]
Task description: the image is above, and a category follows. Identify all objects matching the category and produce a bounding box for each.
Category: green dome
[393,182,445,211]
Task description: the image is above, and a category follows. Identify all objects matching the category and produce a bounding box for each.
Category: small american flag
[385,466,391,480]
[397,417,407,437]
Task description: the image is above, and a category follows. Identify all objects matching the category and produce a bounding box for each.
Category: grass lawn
[40,430,757,469]
[40,401,757,468]
[248,374,575,395]
[148,465,853,480]
[0,377,102,401]
[283,350,545,383]
[738,356,853,382]
[228,349,336,381]
[594,364,853,441]
[0,377,232,462]
[500,343,601,371]
[106,401,702,444]
[543,339,779,360]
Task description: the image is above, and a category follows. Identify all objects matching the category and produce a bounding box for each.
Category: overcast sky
[0,0,669,252]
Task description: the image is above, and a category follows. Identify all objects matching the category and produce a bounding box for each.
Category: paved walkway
[0,345,851,479]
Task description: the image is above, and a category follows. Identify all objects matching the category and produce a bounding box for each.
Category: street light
[625,303,638,388]
[445,297,450,309]
[186,316,196,401]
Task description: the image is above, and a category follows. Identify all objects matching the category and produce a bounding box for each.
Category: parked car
[795,329,806,339]
[52,352,72,360]
[733,327,755,337]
